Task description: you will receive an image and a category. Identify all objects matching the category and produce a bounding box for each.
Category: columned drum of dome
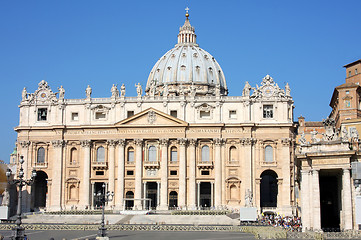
[146,12,227,97]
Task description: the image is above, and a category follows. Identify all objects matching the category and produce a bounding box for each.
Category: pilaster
[116,139,125,210]
[159,138,168,210]
[134,139,143,209]
[178,138,187,208]
[51,139,65,211]
[81,140,92,209]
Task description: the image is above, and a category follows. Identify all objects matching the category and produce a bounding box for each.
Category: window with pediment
[127,147,134,162]
[37,147,45,164]
[265,145,273,162]
[170,146,178,162]
[70,147,78,165]
[148,146,157,162]
[201,145,210,162]
[96,146,105,162]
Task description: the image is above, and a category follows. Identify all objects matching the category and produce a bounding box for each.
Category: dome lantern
[146,9,228,97]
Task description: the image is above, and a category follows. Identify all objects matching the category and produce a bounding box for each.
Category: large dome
[146,12,227,97]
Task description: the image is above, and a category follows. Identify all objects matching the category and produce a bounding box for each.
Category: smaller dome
[146,11,227,97]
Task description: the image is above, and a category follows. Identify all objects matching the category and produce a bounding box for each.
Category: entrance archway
[32,171,48,210]
[320,170,341,231]
[146,182,158,209]
[169,191,178,208]
[200,182,212,208]
[125,191,134,210]
[260,170,278,208]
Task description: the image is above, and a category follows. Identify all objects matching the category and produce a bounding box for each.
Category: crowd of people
[259,213,302,232]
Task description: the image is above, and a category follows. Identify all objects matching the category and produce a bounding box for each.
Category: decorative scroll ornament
[25,80,59,105]
[250,75,290,100]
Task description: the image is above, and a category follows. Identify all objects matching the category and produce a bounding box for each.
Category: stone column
[242,138,252,207]
[134,139,143,209]
[51,140,64,211]
[143,182,147,209]
[178,138,187,208]
[189,139,197,209]
[197,182,200,208]
[312,169,321,231]
[214,138,222,208]
[81,140,92,209]
[116,139,125,210]
[107,140,117,208]
[157,181,160,208]
[300,170,310,231]
[342,168,353,230]
[19,141,31,212]
[281,138,291,211]
[211,182,214,207]
[91,182,95,209]
[159,138,168,210]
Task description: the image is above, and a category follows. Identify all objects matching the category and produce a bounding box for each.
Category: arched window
[169,191,178,207]
[127,147,134,162]
[170,147,178,162]
[148,146,157,162]
[96,146,105,162]
[229,146,237,162]
[265,145,273,162]
[70,147,77,165]
[125,191,134,209]
[37,147,45,163]
[201,145,210,162]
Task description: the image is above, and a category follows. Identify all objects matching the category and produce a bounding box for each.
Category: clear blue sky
[0,0,360,162]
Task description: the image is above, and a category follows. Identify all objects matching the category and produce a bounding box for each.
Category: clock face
[263,86,274,97]
[38,91,47,100]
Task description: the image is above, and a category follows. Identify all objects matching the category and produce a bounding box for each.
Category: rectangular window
[170,110,178,118]
[170,170,177,175]
[95,171,104,175]
[349,71,352,77]
[71,112,79,121]
[346,90,350,95]
[171,150,178,162]
[356,69,358,75]
[127,111,134,118]
[37,108,47,121]
[201,170,210,175]
[200,110,211,119]
[95,112,106,119]
[127,170,134,176]
[263,105,273,118]
[229,110,237,119]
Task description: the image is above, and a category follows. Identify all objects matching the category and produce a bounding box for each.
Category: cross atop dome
[177,7,197,45]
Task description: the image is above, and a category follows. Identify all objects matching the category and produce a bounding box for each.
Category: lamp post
[6,155,37,240]
[93,183,114,238]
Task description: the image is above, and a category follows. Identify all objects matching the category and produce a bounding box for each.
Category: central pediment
[115,108,188,126]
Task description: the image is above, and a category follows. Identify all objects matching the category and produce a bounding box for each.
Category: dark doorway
[32,171,48,209]
[200,182,212,208]
[320,171,341,231]
[125,191,134,210]
[93,182,105,208]
[146,182,158,209]
[169,191,178,208]
[260,170,278,208]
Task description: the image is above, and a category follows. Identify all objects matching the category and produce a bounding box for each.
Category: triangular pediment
[115,108,188,126]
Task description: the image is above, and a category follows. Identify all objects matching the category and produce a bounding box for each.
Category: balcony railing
[197,160,213,169]
[92,161,108,170]
[144,161,160,169]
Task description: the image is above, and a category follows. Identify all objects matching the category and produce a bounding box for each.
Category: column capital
[160,138,169,146]
[343,167,351,173]
[241,138,255,145]
[281,138,292,146]
[134,139,143,146]
[117,139,125,146]
[19,141,31,148]
[178,138,188,146]
[312,168,320,174]
[188,138,197,146]
[107,139,118,147]
[51,140,65,148]
[80,140,92,148]
[213,138,224,146]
